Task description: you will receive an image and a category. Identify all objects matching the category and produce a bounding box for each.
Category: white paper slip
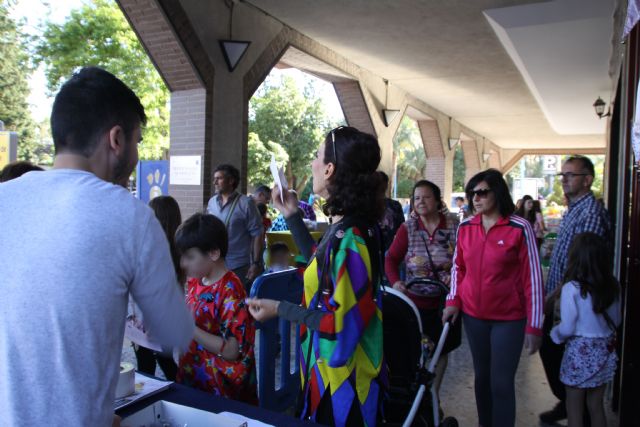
[269,154,288,204]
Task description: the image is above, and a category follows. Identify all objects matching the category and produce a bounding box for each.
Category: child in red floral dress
[175,213,257,404]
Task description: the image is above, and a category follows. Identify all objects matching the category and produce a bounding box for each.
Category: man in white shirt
[0,67,194,426]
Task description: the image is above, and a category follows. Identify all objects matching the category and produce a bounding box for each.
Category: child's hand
[524,333,542,355]
[245,298,280,322]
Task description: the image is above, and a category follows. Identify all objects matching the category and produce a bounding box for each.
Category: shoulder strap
[224,194,241,227]
[419,233,438,273]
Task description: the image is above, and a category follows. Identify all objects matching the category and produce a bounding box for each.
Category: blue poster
[136,160,169,203]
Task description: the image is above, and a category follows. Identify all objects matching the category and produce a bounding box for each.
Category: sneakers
[539,402,567,423]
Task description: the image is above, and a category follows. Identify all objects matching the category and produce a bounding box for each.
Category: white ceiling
[485,0,614,135]
[247,0,616,150]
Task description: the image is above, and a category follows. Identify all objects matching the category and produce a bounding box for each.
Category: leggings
[463,313,526,427]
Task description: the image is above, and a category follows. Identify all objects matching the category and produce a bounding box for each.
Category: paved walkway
[121,330,619,426]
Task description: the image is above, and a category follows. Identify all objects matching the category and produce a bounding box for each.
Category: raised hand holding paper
[269,154,288,203]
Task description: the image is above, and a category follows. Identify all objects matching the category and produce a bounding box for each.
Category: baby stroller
[382,278,458,427]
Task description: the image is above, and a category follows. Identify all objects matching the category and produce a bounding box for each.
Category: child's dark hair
[257,203,268,217]
[0,161,43,182]
[175,213,228,258]
[563,232,619,314]
[149,196,185,284]
[269,242,290,256]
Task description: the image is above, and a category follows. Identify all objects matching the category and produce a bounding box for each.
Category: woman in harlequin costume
[247,126,386,427]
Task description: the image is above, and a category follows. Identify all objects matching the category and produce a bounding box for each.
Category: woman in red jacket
[442,169,544,427]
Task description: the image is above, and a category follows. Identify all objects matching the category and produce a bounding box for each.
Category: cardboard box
[122,400,247,427]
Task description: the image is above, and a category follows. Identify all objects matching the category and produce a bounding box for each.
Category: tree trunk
[295,175,309,195]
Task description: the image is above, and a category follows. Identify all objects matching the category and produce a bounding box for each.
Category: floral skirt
[560,336,618,388]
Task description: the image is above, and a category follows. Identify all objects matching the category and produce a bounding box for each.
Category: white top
[550,280,621,344]
[0,169,194,427]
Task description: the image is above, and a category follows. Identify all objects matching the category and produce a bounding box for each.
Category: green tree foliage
[246,132,288,188]
[249,75,335,194]
[392,116,426,198]
[34,0,168,160]
[0,0,46,164]
[453,144,465,192]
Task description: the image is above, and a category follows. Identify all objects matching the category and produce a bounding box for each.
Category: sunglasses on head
[330,126,347,166]
[470,188,492,198]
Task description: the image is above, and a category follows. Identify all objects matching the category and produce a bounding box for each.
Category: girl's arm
[550,284,578,344]
[536,212,546,231]
[193,327,240,361]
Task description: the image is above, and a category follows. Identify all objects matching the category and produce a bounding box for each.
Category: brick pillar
[461,139,482,184]
[168,88,211,220]
[417,119,453,203]
[333,81,376,136]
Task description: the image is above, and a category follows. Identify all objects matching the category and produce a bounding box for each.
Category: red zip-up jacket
[446,214,544,336]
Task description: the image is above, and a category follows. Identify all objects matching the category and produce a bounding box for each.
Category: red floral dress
[176,271,257,404]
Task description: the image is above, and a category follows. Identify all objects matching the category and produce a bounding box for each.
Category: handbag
[405,233,447,298]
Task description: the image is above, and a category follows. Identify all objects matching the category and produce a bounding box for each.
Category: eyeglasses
[470,189,492,198]
[556,172,590,180]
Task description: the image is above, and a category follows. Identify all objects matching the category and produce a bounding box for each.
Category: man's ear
[208,249,221,262]
[584,174,595,189]
[107,125,126,156]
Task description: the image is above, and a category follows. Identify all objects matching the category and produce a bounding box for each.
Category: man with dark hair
[0,67,193,426]
[207,164,264,291]
[253,185,272,205]
[539,155,610,424]
[0,160,43,182]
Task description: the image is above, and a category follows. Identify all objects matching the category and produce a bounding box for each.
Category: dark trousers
[539,301,566,402]
[133,344,178,381]
[463,314,526,427]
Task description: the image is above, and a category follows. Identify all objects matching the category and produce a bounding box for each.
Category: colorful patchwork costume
[298,218,385,427]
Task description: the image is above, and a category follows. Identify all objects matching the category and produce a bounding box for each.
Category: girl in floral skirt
[550,232,621,427]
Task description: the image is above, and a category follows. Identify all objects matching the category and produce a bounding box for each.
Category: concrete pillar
[461,139,482,184]
[417,120,454,204]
